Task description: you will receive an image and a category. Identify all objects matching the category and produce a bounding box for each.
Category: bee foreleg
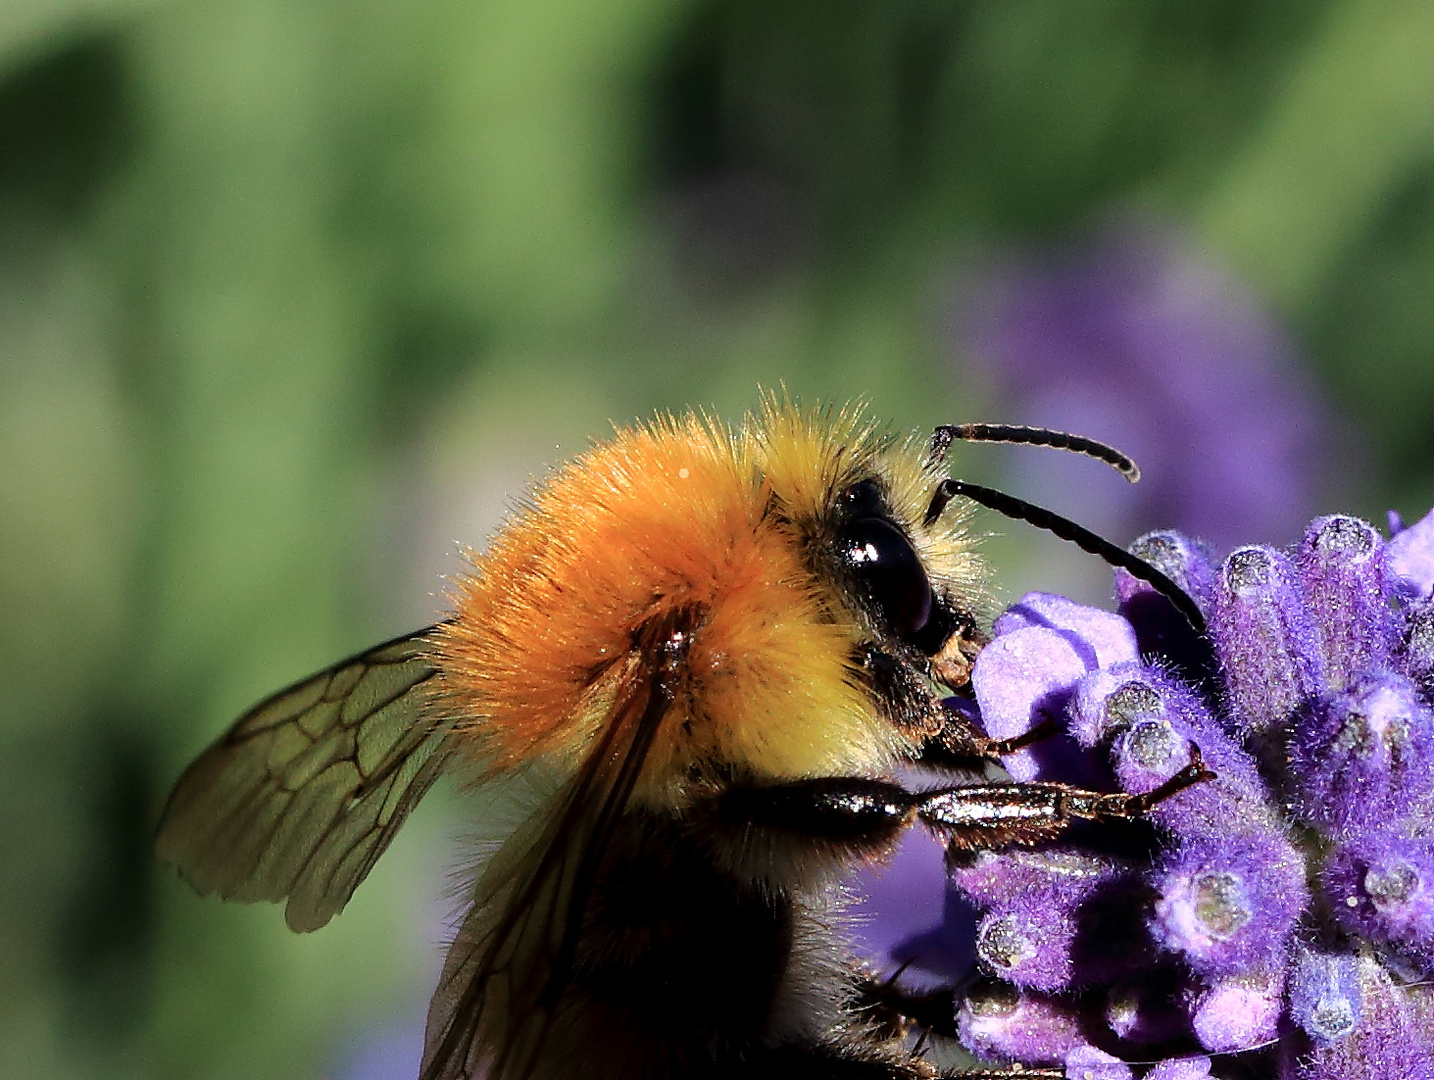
[717,777,920,842]
[916,714,1063,771]
[917,743,1214,851]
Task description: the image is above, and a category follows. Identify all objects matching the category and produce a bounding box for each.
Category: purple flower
[1289,673,1434,837]
[972,592,1137,783]
[1387,507,1434,600]
[1150,832,1306,976]
[1211,545,1323,736]
[956,982,1087,1063]
[907,507,1434,1077]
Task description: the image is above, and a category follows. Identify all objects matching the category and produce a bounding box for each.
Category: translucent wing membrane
[422,611,691,1080]
[155,626,456,932]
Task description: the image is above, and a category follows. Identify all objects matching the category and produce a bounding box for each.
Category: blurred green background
[6,1,1434,1077]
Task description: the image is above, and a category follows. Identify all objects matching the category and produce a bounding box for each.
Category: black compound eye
[838,517,933,641]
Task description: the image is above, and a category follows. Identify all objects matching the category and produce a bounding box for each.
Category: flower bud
[1115,530,1217,687]
[1289,672,1434,836]
[972,869,1145,992]
[1398,597,1434,694]
[1298,515,1393,690]
[1186,968,1284,1052]
[1289,957,1434,1079]
[1069,664,1273,837]
[1064,1045,1131,1080]
[1325,834,1434,974]
[971,622,1099,782]
[956,981,1085,1064]
[1211,545,1323,734]
[1289,947,1362,1045]
[1151,833,1306,975]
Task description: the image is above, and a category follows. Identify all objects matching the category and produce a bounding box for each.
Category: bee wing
[420,622,683,1080]
[155,626,456,933]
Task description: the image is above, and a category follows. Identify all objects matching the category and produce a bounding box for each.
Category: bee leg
[717,777,920,841]
[854,973,960,1040]
[917,714,1063,771]
[918,743,1214,851]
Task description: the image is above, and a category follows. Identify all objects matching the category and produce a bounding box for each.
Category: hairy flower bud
[1144,1057,1212,1080]
[1289,672,1434,836]
[1211,545,1323,734]
[1151,833,1306,975]
[1325,834,1434,974]
[1068,664,1271,837]
[1298,516,1393,690]
[1288,958,1434,1079]
[1399,597,1434,695]
[1289,948,1363,1045]
[1187,968,1284,1052]
[956,981,1085,1064]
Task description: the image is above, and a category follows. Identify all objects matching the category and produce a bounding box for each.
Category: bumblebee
[155,400,1208,1080]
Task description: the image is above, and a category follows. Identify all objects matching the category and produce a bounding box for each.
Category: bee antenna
[928,423,1140,483]
[925,477,1206,635]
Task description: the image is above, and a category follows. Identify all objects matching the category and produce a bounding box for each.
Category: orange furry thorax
[431,404,976,803]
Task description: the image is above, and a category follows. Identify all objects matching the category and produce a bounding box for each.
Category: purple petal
[1186,968,1284,1052]
[956,983,1087,1064]
[992,592,1140,670]
[1386,506,1434,600]
[1144,1057,1212,1080]
[1063,1044,1132,1080]
[971,624,1091,781]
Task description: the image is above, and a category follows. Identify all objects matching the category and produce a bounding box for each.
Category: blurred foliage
[4,1,1434,1077]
